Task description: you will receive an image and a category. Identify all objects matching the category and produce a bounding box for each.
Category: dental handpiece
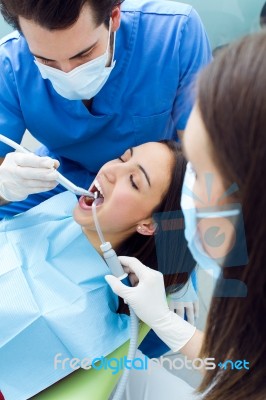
[0,134,94,198]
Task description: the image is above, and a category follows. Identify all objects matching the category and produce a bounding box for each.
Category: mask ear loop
[105,17,116,67]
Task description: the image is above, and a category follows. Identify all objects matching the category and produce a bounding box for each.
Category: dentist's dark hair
[260,2,266,28]
[196,32,266,400]
[117,140,196,297]
[0,0,124,30]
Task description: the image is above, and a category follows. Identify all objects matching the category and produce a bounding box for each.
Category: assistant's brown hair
[0,0,124,30]
[196,32,266,399]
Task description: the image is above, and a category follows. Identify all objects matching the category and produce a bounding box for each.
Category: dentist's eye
[39,58,51,66]
[118,156,125,162]
[130,174,139,190]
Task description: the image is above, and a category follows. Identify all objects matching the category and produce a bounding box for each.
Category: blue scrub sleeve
[0,48,26,156]
[174,9,212,131]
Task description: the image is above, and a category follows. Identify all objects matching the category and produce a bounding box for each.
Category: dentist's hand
[105,256,196,352]
[0,152,60,201]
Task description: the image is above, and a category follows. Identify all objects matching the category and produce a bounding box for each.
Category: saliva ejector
[92,193,139,400]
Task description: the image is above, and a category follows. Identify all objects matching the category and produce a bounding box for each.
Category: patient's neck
[82,228,132,256]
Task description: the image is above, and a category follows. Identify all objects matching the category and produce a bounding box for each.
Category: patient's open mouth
[79,178,105,209]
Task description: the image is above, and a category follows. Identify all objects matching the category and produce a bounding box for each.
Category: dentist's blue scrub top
[0,0,211,218]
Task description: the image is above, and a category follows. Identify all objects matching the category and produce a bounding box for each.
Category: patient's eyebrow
[130,148,151,187]
[138,164,151,187]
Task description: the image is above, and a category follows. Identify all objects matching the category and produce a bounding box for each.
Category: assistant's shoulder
[121,0,192,18]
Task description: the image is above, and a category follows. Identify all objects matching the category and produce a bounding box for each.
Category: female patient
[0,140,194,400]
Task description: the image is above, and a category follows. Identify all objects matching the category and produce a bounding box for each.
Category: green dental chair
[31,323,150,400]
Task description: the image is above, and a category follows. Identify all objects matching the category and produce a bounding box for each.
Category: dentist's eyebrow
[130,148,151,187]
[69,42,98,59]
[32,42,98,62]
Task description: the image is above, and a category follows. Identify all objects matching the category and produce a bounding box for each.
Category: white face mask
[181,162,240,278]
[34,22,116,100]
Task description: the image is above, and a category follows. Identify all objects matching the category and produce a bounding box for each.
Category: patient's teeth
[94,179,104,197]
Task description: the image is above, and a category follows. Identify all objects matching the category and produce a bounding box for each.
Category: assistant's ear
[136,222,158,236]
[111,6,121,32]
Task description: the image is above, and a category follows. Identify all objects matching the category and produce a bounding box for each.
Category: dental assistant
[0,0,211,218]
[106,32,266,400]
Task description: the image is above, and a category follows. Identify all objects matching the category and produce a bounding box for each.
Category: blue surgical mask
[34,21,116,100]
[181,163,240,278]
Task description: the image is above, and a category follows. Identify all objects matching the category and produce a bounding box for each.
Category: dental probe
[0,134,94,198]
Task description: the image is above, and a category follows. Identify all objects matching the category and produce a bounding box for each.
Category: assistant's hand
[106,256,170,326]
[0,152,60,201]
[105,256,196,352]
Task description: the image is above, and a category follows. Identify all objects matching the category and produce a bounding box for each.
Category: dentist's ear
[111,6,121,32]
[137,222,158,236]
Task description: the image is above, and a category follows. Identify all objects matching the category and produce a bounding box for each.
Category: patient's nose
[103,163,126,184]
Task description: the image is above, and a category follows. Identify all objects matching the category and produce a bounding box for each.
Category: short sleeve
[174,8,212,131]
[0,48,26,156]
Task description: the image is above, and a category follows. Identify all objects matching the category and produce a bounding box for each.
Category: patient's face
[73,142,173,236]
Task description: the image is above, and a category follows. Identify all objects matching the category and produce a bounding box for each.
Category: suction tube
[92,197,139,400]
[92,197,128,280]
[92,197,106,245]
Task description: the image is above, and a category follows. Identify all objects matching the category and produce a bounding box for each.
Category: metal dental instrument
[0,134,94,198]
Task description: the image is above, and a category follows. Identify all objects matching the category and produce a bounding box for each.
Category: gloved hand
[168,277,199,326]
[105,256,196,352]
[0,152,60,201]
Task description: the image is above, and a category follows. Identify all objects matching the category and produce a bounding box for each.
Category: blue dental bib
[0,192,129,400]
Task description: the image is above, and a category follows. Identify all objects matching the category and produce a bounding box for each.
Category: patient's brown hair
[117,140,196,313]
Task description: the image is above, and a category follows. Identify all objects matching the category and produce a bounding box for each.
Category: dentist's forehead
[19,5,105,61]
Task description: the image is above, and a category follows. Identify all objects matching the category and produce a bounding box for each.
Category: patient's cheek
[72,204,79,221]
